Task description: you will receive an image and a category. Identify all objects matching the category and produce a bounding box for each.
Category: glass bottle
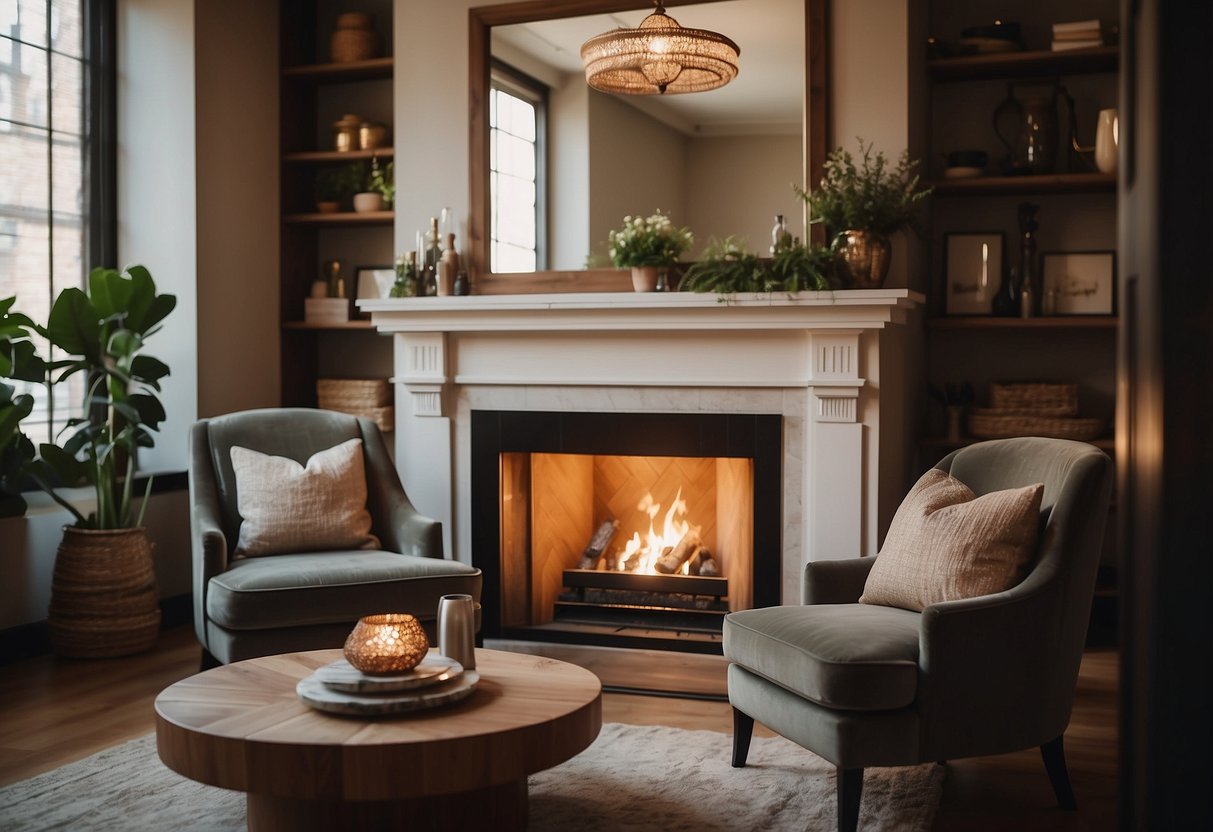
[992,266,1020,317]
[1017,203,1040,317]
[770,214,791,254]
[424,217,441,296]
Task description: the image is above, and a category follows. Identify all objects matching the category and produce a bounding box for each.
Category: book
[1053,19,1102,35]
[1051,38,1105,51]
[1053,28,1102,41]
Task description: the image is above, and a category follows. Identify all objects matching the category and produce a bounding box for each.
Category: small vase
[832,230,891,289]
[352,192,383,213]
[330,12,377,63]
[631,266,660,292]
[1094,108,1118,174]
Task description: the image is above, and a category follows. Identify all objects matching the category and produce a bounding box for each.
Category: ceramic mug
[1095,108,1118,175]
[438,593,476,670]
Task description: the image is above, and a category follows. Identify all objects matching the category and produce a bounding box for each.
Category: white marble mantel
[364,289,922,604]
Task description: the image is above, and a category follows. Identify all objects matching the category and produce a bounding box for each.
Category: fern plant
[682,237,837,297]
[796,139,932,236]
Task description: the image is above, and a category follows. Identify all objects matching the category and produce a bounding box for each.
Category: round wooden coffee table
[155,648,602,831]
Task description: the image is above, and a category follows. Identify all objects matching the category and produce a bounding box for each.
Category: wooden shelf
[282,320,374,331]
[283,148,394,164]
[281,57,393,83]
[929,172,1115,196]
[282,211,394,226]
[927,45,1118,82]
[919,435,1115,451]
[928,315,1118,330]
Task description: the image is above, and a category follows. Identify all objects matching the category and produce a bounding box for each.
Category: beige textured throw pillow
[230,438,379,558]
[859,468,1044,612]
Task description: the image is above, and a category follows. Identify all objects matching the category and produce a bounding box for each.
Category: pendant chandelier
[580,2,740,96]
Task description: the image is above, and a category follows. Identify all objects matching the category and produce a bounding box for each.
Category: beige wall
[685,134,804,256]
[195,0,281,418]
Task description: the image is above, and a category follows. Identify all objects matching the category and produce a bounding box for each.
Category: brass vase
[832,230,892,289]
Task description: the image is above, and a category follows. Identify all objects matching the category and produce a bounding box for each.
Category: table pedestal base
[246,779,528,832]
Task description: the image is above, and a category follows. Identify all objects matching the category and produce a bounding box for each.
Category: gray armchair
[724,437,1113,832]
[189,408,481,665]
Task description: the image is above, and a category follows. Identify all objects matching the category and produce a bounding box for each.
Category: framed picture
[1041,251,1116,315]
[944,232,1004,315]
[353,265,397,319]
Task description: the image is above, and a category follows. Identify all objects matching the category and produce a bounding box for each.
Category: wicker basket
[317,378,394,432]
[989,383,1079,416]
[329,12,378,63]
[967,408,1104,441]
[317,378,391,408]
[48,527,161,658]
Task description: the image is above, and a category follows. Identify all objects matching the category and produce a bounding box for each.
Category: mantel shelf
[283,148,394,164]
[929,172,1116,196]
[281,57,393,83]
[928,45,1119,82]
[282,320,375,331]
[283,211,393,226]
[928,315,1118,330]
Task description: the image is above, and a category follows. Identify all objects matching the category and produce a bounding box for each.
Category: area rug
[0,723,943,831]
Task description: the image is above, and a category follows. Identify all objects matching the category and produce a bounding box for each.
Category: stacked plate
[296,652,479,716]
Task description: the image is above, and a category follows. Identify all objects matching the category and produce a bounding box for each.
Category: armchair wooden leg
[731,708,754,768]
[1040,735,1078,810]
[837,767,863,832]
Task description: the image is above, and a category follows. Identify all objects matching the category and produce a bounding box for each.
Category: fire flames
[616,488,698,575]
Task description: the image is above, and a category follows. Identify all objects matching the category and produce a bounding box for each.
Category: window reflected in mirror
[490,63,547,272]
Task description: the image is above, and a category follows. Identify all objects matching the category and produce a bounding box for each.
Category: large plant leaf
[127,392,166,430]
[45,288,101,362]
[37,442,91,487]
[120,266,157,333]
[88,267,134,322]
[140,294,177,334]
[130,355,169,389]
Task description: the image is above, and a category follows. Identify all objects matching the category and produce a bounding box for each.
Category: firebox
[471,410,782,653]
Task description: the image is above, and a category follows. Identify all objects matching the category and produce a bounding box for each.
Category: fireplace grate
[555,569,730,634]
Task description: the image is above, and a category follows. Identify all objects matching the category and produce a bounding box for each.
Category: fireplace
[471,410,781,653]
[364,289,921,658]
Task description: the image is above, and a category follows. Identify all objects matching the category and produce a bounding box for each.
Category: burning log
[654,531,701,574]
[696,548,721,577]
[622,549,643,571]
[578,520,620,570]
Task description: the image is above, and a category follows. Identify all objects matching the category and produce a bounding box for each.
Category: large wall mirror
[469,0,827,290]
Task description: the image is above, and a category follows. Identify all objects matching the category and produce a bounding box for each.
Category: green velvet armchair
[189,408,481,666]
[724,437,1114,832]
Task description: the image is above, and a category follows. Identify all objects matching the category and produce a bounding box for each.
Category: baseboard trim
[0,593,193,666]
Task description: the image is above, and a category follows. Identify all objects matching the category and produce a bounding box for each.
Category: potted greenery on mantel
[797,138,932,289]
[26,265,177,658]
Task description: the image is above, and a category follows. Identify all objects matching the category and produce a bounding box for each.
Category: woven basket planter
[989,382,1079,416]
[48,527,161,658]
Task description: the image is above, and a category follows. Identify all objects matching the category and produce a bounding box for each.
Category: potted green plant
[314,164,360,213]
[353,156,393,213]
[0,296,46,517]
[796,138,932,288]
[607,210,694,291]
[27,265,176,657]
[682,237,838,297]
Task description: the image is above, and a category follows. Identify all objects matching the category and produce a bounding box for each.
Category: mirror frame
[468,0,828,293]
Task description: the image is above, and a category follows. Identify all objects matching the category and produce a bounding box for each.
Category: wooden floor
[0,625,1118,829]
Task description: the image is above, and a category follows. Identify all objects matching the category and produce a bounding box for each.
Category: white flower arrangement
[607,211,694,268]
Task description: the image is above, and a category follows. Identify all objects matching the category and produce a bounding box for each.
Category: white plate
[297,670,480,716]
[943,166,984,179]
[312,654,461,693]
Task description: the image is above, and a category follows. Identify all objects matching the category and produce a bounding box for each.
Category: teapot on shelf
[993,81,1061,175]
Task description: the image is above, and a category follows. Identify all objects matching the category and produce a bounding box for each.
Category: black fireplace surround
[470,409,782,653]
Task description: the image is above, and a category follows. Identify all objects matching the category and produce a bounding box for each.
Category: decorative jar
[330,12,377,63]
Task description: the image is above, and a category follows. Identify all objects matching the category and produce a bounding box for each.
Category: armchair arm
[916,572,1074,758]
[189,423,229,651]
[386,502,444,559]
[802,556,878,605]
